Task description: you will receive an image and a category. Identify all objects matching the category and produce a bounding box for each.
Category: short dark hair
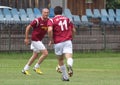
[54,6,63,15]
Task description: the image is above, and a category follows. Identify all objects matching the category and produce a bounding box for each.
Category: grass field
[0,52,120,85]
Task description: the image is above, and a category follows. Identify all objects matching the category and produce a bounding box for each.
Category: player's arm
[72,26,76,38]
[48,26,53,46]
[69,20,76,38]
[24,25,32,45]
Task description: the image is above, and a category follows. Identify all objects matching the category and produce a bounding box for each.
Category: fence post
[8,25,11,52]
[0,23,2,50]
[103,25,106,50]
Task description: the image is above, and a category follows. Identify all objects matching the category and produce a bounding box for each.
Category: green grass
[0,52,120,85]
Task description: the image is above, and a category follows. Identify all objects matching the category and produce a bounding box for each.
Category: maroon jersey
[30,17,49,41]
[48,15,74,44]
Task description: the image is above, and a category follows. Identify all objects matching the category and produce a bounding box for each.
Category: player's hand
[24,39,30,45]
[48,40,53,47]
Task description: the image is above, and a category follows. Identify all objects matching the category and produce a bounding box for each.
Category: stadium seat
[116,16,120,25]
[11,8,20,24]
[86,9,94,18]
[26,8,35,21]
[116,9,120,16]
[19,9,27,15]
[3,8,13,24]
[19,9,29,24]
[64,8,73,22]
[72,15,82,27]
[108,9,116,17]
[81,15,93,34]
[101,16,116,26]
[108,16,115,25]
[93,9,101,18]
[49,8,54,18]
[0,9,5,23]
[11,8,18,15]
[101,16,108,25]
[34,8,42,18]
[101,9,108,17]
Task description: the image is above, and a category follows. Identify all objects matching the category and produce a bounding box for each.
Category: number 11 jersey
[48,15,74,44]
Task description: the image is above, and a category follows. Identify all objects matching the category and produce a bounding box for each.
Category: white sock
[24,64,30,71]
[67,58,73,67]
[60,65,69,79]
[34,63,40,68]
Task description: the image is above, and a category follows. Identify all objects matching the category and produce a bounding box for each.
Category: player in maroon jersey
[48,6,76,81]
[22,8,49,75]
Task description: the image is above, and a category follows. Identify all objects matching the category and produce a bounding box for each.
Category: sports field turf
[0,52,120,85]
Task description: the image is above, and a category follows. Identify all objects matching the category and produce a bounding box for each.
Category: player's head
[42,8,49,19]
[54,6,63,15]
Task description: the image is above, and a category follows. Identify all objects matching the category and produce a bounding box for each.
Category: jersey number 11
[58,20,68,31]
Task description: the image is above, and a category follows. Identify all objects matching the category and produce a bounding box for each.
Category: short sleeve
[68,19,74,29]
[47,19,53,27]
[30,20,37,28]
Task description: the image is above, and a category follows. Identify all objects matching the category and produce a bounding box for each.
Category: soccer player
[47,6,76,81]
[22,8,49,75]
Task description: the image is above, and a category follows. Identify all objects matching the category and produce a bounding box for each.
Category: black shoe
[62,77,69,81]
[67,65,73,77]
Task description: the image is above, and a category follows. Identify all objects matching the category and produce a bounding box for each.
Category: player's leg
[54,42,69,81]
[33,49,48,74]
[63,40,73,77]
[32,41,48,74]
[56,65,62,73]
[22,52,38,75]
[64,53,73,77]
[57,55,69,81]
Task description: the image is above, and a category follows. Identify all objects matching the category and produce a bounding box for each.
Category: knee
[43,51,48,57]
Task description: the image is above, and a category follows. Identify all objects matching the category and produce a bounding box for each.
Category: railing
[0,24,120,52]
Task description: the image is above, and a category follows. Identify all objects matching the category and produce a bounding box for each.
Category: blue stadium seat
[73,15,82,27]
[81,15,89,23]
[101,16,108,25]
[0,9,5,23]
[108,9,116,17]
[26,8,35,21]
[86,9,93,18]
[49,8,54,18]
[116,16,120,25]
[11,8,18,15]
[108,16,115,24]
[81,15,93,34]
[11,8,20,23]
[19,9,27,15]
[93,9,101,18]
[13,15,20,23]
[3,8,13,24]
[34,8,42,18]
[116,9,120,16]
[101,9,108,17]
[64,8,73,22]
[19,9,29,24]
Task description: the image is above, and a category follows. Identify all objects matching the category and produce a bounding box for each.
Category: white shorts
[54,40,73,56]
[31,41,46,53]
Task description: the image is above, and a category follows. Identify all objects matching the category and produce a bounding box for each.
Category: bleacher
[0,7,120,27]
[0,7,120,51]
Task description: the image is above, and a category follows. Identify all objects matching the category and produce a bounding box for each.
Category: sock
[24,64,30,71]
[67,58,73,67]
[34,63,40,68]
[60,65,69,79]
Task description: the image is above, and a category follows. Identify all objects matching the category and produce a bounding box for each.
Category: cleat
[33,68,43,74]
[56,65,62,73]
[67,65,73,77]
[62,77,69,81]
[22,70,31,75]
